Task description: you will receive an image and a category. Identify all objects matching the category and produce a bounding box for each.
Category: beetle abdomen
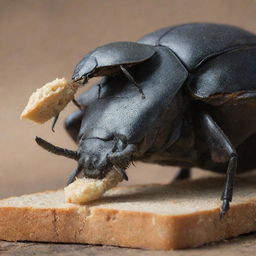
[138,23,256,70]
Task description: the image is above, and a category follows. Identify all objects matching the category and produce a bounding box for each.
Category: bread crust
[1,177,256,250]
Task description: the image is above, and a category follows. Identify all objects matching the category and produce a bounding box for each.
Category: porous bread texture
[1,176,256,250]
[20,78,79,123]
[64,170,123,204]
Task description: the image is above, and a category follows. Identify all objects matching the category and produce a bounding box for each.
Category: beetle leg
[67,164,83,185]
[97,83,102,99]
[198,111,238,219]
[52,100,81,132]
[113,166,129,181]
[131,156,136,167]
[108,144,136,162]
[120,65,145,99]
[72,98,83,110]
[82,75,88,84]
[173,168,191,181]
[107,144,136,180]
[51,113,59,132]
[73,75,88,85]
[220,154,238,219]
[113,156,131,181]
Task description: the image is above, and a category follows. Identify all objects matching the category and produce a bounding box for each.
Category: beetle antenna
[35,136,79,160]
[51,113,59,132]
[120,65,145,99]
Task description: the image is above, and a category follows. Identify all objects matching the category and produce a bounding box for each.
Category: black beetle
[36,23,256,217]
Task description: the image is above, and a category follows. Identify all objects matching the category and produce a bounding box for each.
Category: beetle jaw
[75,137,137,180]
[77,153,132,181]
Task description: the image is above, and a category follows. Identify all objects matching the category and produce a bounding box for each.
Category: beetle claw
[67,165,83,185]
[51,113,59,132]
[114,166,129,181]
[219,199,230,220]
[73,75,88,85]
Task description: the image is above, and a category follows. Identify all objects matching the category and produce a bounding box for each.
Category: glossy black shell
[138,23,256,70]
[66,23,256,175]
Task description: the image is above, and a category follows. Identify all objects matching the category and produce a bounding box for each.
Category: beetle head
[76,127,136,180]
[35,132,135,184]
[77,138,114,179]
[76,133,134,181]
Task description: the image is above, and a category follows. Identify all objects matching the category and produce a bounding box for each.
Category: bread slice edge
[1,184,256,250]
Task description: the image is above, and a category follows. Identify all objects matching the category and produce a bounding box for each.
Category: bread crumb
[64,170,123,204]
[20,78,79,123]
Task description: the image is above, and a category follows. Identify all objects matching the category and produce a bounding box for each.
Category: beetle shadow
[89,175,256,206]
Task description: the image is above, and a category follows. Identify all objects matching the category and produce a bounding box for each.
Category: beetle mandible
[36,23,256,217]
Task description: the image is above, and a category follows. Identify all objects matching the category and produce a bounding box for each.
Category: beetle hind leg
[220,154,238,219]
[173,168,191,181]
[198,110,238,219]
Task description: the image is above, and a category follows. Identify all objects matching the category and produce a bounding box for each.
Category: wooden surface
[1,233,256,256]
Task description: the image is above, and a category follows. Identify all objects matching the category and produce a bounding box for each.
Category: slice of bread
[20,78,79,123]
[1,176,256,250]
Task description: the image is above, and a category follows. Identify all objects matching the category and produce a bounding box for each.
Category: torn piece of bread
[20,78,79,123]
[1,176,256,250]
[64,170,123,204]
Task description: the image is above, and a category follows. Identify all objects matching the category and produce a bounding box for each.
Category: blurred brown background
[0,0,255,198]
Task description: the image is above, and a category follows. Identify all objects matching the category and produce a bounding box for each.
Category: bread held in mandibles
[64,170,123,204]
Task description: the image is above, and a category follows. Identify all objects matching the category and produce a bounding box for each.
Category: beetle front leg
[72,98,83,110]
[51,99,82,132]
[108,144,137,161]
[107,143,137,180]
[67,164,83,185]
[97,84,102,99]
[51,113,60,132]
[198,111,238,218]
